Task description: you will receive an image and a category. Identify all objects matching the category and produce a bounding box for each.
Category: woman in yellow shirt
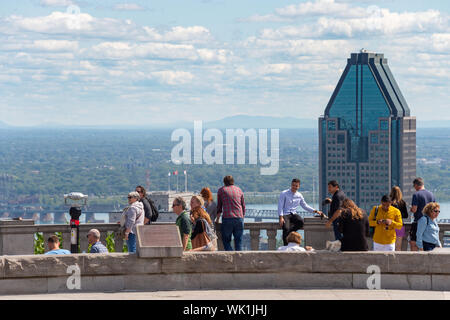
[368,195,403,251]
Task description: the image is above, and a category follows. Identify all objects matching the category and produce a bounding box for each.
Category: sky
[0,0,449,126]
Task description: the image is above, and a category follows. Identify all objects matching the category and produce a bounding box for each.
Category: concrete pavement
[1,289,450,300]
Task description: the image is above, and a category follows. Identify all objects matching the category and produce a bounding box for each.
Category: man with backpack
[135,186,159,224]
[368,195,403,251]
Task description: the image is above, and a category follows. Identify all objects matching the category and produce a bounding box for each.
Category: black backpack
[145,196,159,222]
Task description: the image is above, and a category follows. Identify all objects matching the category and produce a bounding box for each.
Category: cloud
[254,10,448,39]
[241,0,449,39]
[151,71,194,85]
[113,3,146,11]
[240,0,366,22]
[40,0,74,7]
[274,0,366,19]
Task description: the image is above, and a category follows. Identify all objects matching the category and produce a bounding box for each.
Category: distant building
[108,191,196,223]
[148,191,196,212]
[319,50,416,213]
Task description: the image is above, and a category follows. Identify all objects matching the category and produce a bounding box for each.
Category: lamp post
[64,192,88,254]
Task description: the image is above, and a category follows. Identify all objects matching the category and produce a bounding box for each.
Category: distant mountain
[204,115,317,129]
[417,120,450,128]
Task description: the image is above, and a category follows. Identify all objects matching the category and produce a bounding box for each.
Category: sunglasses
[433,210,440,213]
[127,196,133,199]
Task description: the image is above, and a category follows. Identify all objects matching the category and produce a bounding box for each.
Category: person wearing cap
[87,228,108,253]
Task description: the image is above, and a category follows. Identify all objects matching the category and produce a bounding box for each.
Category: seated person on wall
[368,195,403,252]
[87,228,108,253]
[45,235,71,255]
[416,202,442,252]
[277,231,314,252]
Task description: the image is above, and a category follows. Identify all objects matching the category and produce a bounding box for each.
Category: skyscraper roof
[325,51,410,118]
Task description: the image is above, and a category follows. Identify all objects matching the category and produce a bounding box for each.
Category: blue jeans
[127,233,136,253]
[221,218,244,251]
[333,220,343,241]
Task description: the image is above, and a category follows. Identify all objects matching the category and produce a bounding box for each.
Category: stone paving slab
[0,289,449,300]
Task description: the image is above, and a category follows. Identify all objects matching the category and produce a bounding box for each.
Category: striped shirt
[217,185,245,219]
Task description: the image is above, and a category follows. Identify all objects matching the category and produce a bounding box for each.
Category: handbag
[118,208,128,239]
[191,220,211,250]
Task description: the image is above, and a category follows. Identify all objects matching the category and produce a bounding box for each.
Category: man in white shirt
[278,179,322,245]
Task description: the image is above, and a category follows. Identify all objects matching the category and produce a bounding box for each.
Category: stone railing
[0,221,124,255]
[2,249,450,295]
[1,218,449,255]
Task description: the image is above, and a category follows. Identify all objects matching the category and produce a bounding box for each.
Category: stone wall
[1,250,450,295]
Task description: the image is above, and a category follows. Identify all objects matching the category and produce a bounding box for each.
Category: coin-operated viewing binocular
[64,192,88,253]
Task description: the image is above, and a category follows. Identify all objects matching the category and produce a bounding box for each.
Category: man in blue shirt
[87,229,109,253]
[45,235,71,255]
[409,177,436,251]
[278,178,322,245]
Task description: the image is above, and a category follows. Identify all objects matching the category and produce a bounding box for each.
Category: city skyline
[0,0,449,126]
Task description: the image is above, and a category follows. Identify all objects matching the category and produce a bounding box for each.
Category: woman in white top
[121,191,145,253]
[277,231,314,251]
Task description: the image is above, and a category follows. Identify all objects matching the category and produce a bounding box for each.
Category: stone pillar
[250,229,260,251]
[62,231,71,250]
[114,231,124,252]
[42,232,53,252]
[401,223,411,251]
[266,229,277,250]
[100,231,108,248]
[79,231,89,253]
[303,217,334,250]
[0,220,35,255]
[215,223,224,251]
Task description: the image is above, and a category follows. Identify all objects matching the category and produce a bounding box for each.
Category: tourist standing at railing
[121,191,144,253]
[216,175,245,251]
[278,178,323,246]
[190,206,217,251]
[323,180,346,241]
[135,185,152,225]
[200,187,218,227]
[390,186,409,251]
[173,197,192,251]
[369,195,403,252]
[410,177,436,251]
[192,194,218,249]
[326,198,369,251]
[416,202,442,251]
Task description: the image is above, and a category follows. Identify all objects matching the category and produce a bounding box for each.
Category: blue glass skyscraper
[319,50,416,212]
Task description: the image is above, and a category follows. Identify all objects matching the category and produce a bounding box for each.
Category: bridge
[245,209,315,221]
[3,208,450,224]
